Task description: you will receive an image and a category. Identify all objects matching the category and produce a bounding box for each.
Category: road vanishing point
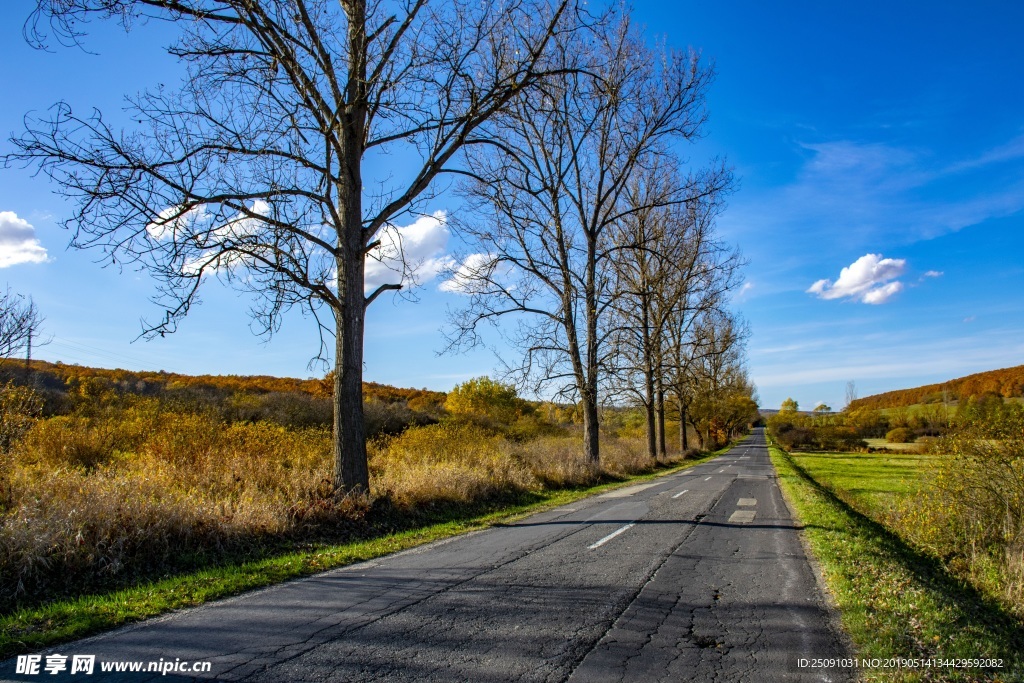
[3,429,850,682]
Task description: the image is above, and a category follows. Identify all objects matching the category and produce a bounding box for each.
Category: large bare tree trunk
[582,393,600,465]
[334,199,370,492]
[678,397,689,454]
[333,303,368,491]
[656,383,667,459]
[640,295,657,461]
[644,371,657,461]
[583,236,602,465]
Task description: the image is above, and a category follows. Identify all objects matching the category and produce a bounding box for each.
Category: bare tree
[6,0,576,492]
[655,188,742,453]
[444,9,713,464]
[606,176,676,462]
[606,162,731,461]
[845,380,858,409]
[0,288,45,364]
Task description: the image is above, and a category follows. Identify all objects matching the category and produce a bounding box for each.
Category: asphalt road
[2,428,850,682]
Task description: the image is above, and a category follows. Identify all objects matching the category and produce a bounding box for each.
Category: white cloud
[146,205,206,240]
[149,201,284,275]
[148,204,453,289]
[861,281,904,304]
[922,270,943,278]
[364,211,450,293]
[217,200,270,241]
[0,211,50,267]
[808,253,907,304]
[439,252,497,295]
[148,201,268,244]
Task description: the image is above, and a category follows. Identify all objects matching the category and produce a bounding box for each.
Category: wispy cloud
[753,328,1024,391]
[734,281,755,301]
[728,134,1024,252]
[808,253,906,304]
[0,211,50,267]
[944,134,1024,174]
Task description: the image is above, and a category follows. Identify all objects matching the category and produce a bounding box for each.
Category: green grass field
[789,449,931,513]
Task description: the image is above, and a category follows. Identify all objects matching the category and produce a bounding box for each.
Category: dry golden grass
[370,423,535,506]
[0,404,670,612]
[370,423,657,506]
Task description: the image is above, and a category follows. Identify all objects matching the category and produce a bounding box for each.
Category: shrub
[0,381,42,452]
[444,377,524,425]
[886,427,912,443]
[898,403,1024,613]
[363,398,434,437]
[0,415,338,610]
[222,391,333,429]
[17,416,127,470]
[370,422,536,505]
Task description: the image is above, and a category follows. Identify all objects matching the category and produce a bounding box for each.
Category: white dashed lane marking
[588,524,635,549]
[672,489,689,499]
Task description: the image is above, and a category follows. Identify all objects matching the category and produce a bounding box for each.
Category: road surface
[2,429,850,682]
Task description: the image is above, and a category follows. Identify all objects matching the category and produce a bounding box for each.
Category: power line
[44,337,169,371]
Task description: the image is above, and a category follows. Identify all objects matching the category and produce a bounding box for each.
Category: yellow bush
[0,381,43,452]
[17,416,124,470]
[370,422,537,505]
[444,377,523,424]
[510,436,599,487]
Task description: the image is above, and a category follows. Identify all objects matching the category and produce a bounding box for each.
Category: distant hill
[849,365,1024,411]
[1,358,446,406]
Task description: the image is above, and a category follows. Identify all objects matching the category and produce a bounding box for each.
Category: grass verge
[1,451,718,659]
[769,445,1024,682]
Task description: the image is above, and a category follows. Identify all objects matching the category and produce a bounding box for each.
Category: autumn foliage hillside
[848,364,1024,411]
[6,359,445,407]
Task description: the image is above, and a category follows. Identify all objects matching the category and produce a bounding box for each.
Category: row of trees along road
[442,12,753,463]
[5,0,754,491]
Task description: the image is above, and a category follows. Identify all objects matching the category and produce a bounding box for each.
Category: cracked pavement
[2,429,850,682]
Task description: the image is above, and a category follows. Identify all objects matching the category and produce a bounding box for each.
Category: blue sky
[1,1,1022,409]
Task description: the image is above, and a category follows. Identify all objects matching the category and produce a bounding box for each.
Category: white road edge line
[588,523,636,550]
[672,489,689,499]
